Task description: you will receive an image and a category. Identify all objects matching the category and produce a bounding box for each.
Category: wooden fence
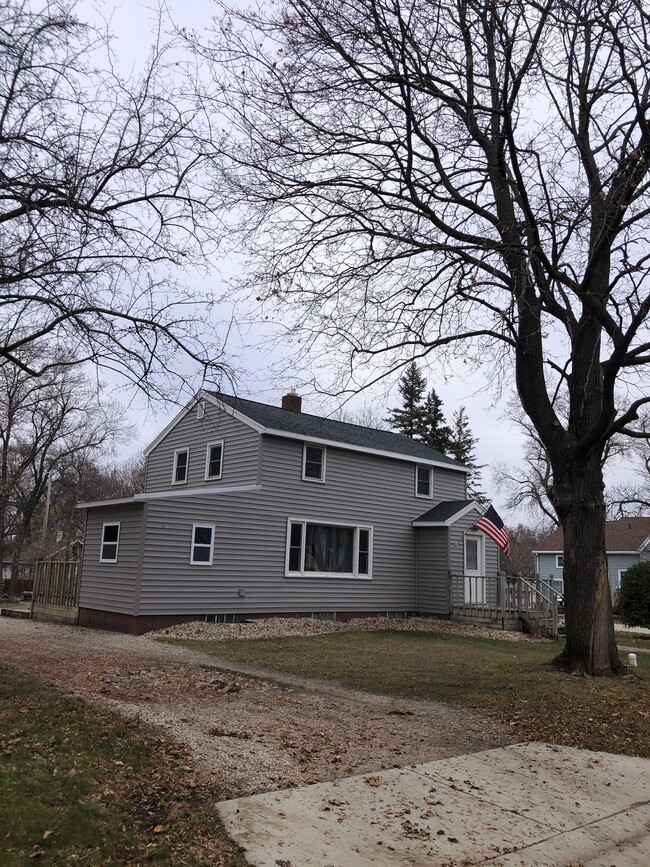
[31,560,80,625]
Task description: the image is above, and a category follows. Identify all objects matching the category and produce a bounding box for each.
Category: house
[76,390,500,634]
[534,517,650,596]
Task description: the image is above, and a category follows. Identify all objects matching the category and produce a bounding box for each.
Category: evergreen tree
[448,406,486,502]
[385,362,427,438]
[418,388,452,453]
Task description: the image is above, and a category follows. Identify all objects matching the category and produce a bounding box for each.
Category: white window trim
[415,465,433,499]
[464,532,485,575]
[204,440,224,481]
[617,568,629,588]
[302,444,326,483]
[284,517,373,580]
[190,523,215,566]
[171,447,190,485]
[555,554,564,569]
[99,522,120,563]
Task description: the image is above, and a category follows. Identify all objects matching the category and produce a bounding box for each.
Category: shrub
[618,562,650,628]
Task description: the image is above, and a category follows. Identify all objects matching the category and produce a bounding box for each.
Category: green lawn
[163,630,650,758]
[0,665,247,867]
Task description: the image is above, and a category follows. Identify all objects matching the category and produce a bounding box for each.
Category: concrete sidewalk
[218,743,650,866]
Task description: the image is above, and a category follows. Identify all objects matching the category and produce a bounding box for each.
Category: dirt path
[0,618,515,798]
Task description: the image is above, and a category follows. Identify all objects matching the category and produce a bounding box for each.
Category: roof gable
[145,390,469,471]
[412,500,481,526]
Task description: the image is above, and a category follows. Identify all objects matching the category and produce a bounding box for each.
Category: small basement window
[100,523,120,563]
[303,444,326,481]
[172,448,189,484]
[190,524,214,565]
[205,441,224,480]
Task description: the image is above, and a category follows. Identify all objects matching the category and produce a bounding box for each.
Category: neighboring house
[77,390,499,634]
[534,517,650,596]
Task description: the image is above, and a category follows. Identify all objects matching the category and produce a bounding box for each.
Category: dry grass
[164,630,650,759]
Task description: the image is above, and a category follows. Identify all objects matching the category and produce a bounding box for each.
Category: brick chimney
[281,390,302,413]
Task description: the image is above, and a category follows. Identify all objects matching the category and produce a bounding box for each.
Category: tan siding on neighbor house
[144,401,260,492]
[79,502,146,613]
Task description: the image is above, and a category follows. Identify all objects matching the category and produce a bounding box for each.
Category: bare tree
[0,355,132,594]
[199,0,650,674]
[0,1,231,397]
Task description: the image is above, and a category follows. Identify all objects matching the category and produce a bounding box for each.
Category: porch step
[0,607,31,619]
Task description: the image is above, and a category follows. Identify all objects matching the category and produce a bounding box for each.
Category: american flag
[474,505,510,559]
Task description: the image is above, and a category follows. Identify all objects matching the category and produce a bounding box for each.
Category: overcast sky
[73,0,636,525]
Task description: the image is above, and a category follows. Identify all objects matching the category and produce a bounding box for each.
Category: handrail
[515,575,555,607]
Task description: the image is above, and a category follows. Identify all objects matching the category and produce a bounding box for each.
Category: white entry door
[464,533,485,604]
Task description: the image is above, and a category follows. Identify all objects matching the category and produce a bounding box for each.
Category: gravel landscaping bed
[149,614,550,643]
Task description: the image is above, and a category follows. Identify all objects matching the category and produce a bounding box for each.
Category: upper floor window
[555,555,564,569]
[286,519,372,578]
[100,523,120,563]
[172,448,189,484]
[416,465,433,497]
[205,441,224,480]
[303,444,326,482]
[190,524,214,565]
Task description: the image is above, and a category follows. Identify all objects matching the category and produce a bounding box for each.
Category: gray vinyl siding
[415,527,449,614]
[79,503,145,613]
[145,402,260,492]
[431,466,467,501]
[135,435,468,616]
[449,511,499,606]
[537,552,639,595]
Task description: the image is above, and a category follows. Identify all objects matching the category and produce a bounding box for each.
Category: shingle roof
[210,392,467,469]
[413,500,478,525]
[535,517,650,553]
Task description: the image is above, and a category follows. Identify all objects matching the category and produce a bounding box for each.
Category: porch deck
[450,574,562,638]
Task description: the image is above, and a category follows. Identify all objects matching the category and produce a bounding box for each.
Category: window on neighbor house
[555,555,564,568]
[172,448,189,484]
[190,524,214,565]
[205,442,224,480]
[100,523,120,563]
[286,520,372,578]
[416,465,433,497]
[303,445,326,481]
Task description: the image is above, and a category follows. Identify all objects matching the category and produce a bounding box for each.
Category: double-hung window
[100,523,120,563]
[286,520,372,578]
[205,441,224,480]
[303,444,325,482]
[416,465,433,497]
[172,448,189,484]
[190,524,214,565]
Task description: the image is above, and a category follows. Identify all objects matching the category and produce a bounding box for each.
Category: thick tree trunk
[552,455,624,676]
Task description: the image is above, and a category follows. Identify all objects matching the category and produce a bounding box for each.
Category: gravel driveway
[0,617,517,799]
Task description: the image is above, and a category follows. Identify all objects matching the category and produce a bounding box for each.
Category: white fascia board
[532,549,561,555]
[636,536,650,553]
[142,395,200,457]
[202,392,266,433]
[263,428,470,472]
[77,496,140,509]
[142,392,266,458]
[134,483,262,501]
[412,501,481,528]
[606,550,637,555]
